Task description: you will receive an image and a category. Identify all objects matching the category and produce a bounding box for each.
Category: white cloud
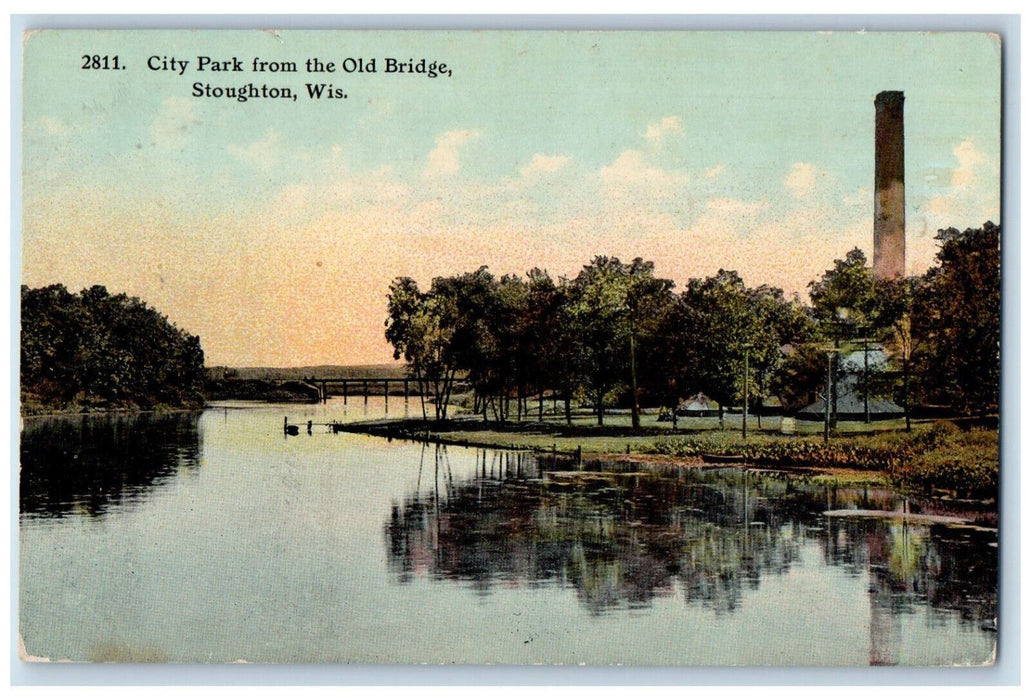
[149,97,201,150]
[424,129,480,177]
[784,162,825,199]
[916,138,998,234]
[520,153,571,178]
[950,139,988,188]
[228,129,282,171]
[644,116,683,144]
[704,164,725,179]
[598,149,689,198]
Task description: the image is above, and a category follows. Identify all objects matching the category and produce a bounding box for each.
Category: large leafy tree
[520,269,565,421]
[805,247,916,422]
[385,276,454,420]
[868,275,922,429]
[746,285,815,426]
[807,247,878,340]
[658,272,811,425]
[429,267,502,419]
[21,284,205,411]
[565,257,672,427]
[671,270,753,422]
[912,222,1000,415]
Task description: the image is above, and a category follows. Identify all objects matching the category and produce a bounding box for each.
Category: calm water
[19,400,998,665]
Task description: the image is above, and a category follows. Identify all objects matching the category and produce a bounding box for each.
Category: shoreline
[330,417,892,485]
[329,415,999,498]
[20,404,205,420]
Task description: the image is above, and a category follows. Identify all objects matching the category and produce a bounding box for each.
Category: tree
[385,277,457,420]
[429,267,502,420]
[807,248,877,341]
[911,222,1000,415]
[869,275,922,430]
[565,257,672,427]
[521,269,564,422]
[746,286,815,427]
[676,270,754,424]
[20,284,205,411]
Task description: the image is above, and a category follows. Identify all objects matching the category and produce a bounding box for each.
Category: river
[19,399,997,665]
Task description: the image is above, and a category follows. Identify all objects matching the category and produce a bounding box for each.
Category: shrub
[649,422,999,496]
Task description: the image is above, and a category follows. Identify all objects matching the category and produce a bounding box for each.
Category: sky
[20,30,1001,367]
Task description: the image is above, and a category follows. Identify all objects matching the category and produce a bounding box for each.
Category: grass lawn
[344,406,996,497]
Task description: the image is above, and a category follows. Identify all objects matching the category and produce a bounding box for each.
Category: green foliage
[565,257,673,426]
[648,420,997,497]
[649,433,910,471]
[384,220,1000,427]
[654,271,810,418]
[20,284,205,413]
[912,222,1000,414]
[899,433,998,496]
[384,276,460,420]
[807,248,877,339]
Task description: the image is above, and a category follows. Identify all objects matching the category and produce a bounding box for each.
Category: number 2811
[82,55,121,70]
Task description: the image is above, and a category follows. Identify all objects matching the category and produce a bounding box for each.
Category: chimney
[874,91,905,280]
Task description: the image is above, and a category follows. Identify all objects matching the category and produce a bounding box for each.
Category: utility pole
[630,318,640,430]
[863,335,871,424]
[824,351,835,443]
[742,343,752,440]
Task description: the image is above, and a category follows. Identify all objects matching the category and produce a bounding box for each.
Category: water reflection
[20,412,202,519]
[385,446,997,654]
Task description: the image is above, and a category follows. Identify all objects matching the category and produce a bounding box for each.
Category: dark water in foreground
[19,401,997,665]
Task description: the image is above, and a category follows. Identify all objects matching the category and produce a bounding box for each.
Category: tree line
[21,284,206,413]
[384,222,1000,425]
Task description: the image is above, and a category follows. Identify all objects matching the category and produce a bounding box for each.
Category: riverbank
[20,377,317,417]
[19,395,205,418]
[203,378,320,403]
[333,415,998,498]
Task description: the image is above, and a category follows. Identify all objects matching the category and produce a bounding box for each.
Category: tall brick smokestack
[874,91,905,280]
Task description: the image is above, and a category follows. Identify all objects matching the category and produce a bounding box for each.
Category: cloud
[783,162,824,199]
[644,116,683,145]
[424,129,480,177]
[520,153,571,178]
[950,139,988,188]
[598,149,689,198]
[228,129,282,171]
[704,164,725,179]
[149,97,200,150]
[916,138,998,234]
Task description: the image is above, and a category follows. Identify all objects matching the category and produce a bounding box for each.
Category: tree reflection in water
[20,412,202,519]
[385,445,997,630]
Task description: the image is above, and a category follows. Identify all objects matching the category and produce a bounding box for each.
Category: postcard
[18,28,1001,666]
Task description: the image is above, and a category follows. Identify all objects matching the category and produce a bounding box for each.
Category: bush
[649,422,999,496]
[891,427,998,497]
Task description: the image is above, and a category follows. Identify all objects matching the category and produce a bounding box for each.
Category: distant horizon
[22,31,1000,367]
[206,361,403,370]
